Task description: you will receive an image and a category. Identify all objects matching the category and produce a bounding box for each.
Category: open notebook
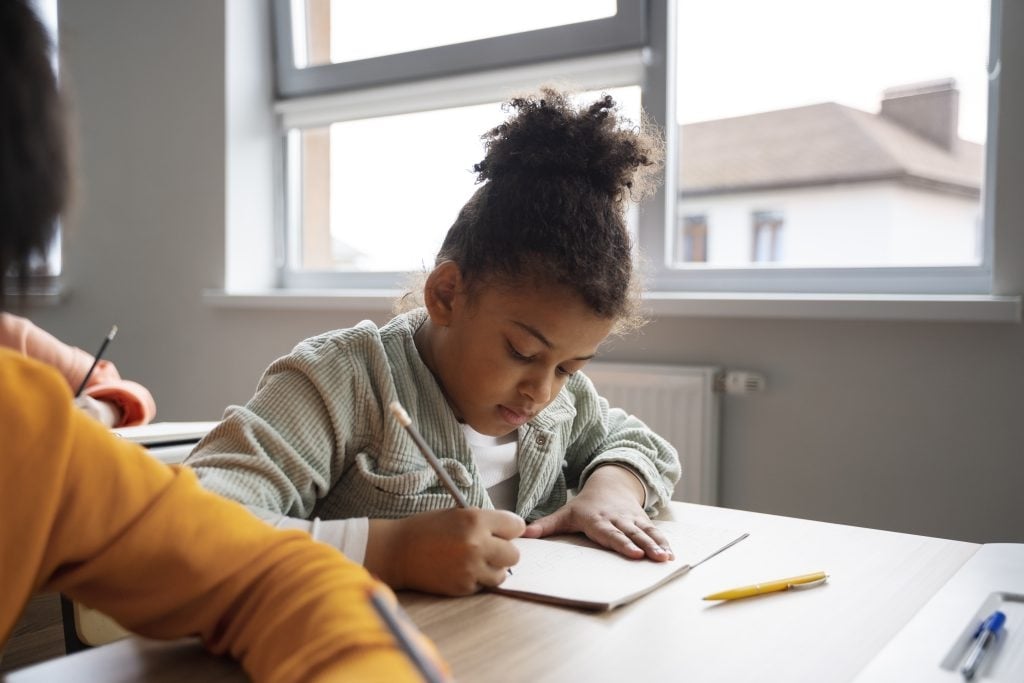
[112,421,219,446]
[493,521,748,611]
[111,421,219,464]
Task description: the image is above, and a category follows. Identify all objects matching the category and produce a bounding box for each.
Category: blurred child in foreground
[0,1,449,680]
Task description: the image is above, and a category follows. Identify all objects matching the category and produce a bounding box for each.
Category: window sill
[203,288,403,312]
[642,292,1021,323]
[204,289,1021,323]
[3,280,68,306]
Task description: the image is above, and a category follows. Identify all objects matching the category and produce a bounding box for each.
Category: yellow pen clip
[702,571,828,601]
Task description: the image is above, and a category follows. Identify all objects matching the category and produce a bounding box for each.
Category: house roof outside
[678,95,984,199]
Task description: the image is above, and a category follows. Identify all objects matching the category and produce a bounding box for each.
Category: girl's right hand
[365,508,524,596]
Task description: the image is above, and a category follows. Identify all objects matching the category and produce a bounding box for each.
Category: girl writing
[186,87,681,596]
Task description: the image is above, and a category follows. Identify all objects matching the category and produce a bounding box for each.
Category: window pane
[40,0,61,276]
[674,0,989,269]
[751,211,784,263]
[291,0,618,68]
[286,87,641,273]
[6,0,62,281]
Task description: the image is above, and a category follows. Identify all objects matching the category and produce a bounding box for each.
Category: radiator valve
[716,371,766,394]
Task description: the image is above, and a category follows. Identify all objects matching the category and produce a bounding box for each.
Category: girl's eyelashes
[506,341,535,362]
[506,339,578,377]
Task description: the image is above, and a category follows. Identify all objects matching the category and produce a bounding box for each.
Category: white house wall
[889,186,981,265]
[679,182,980,267]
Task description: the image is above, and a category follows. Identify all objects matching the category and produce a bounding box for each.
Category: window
[285,90,640,275]
[4,0,61,295]
[270,0,1003,297]
[676,214,708,263]
[751,211,784,263]
[289,1,617,68]
[272,0,647,289]
[666,0,995,293]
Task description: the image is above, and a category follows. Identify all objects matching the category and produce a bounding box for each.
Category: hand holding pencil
[72,324,125,428]
[75,324,117,397]
[379,401,524,593]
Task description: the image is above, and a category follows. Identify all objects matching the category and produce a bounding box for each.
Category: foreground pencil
[75,324,117,397]
[368,588,450,683]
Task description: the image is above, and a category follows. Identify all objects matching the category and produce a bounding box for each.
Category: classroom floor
[0,593,65,673]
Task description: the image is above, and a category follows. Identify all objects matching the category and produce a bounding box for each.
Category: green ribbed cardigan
[185,309,681,522]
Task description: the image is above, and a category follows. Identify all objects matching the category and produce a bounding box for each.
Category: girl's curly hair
[434,86,663,334]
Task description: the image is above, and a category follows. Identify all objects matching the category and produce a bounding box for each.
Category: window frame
[272,1,646,99]
[268,0,1008,300]
[3,0,63,300]
[641,0,1000,296]
[272,0,650,290]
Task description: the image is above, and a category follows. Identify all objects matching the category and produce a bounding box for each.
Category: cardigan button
[535,434,548,446]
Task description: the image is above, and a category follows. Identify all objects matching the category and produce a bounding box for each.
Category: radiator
[583,363,722,505]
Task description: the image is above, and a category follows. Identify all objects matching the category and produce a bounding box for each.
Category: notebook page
[494,520,747,610]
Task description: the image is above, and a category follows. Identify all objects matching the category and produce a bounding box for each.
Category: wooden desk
[7,502,1014,682]
[401,502,978,682]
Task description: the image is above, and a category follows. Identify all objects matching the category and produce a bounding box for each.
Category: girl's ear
[423,260,462,326]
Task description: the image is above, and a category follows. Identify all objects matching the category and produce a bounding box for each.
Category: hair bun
[474,87,662,201]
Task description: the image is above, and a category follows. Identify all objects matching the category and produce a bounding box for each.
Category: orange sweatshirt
[0,349,449,682]
[0,313,156,426]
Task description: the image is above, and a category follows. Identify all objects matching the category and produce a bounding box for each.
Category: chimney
[879,78,959,150]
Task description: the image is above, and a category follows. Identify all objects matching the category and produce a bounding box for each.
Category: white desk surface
[7,502,1012,683]
[856,543,1024,682]
[0,639,242,683]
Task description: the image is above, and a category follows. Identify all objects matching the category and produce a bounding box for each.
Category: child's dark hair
[436,86,662,334]
[0,0,69,312]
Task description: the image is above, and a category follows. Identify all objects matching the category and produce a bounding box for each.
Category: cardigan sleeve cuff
[263,513,370,565]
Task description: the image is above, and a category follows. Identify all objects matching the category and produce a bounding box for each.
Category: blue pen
[961,610,1005,680]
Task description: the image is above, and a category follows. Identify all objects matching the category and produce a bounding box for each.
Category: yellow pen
[702,571,828,601]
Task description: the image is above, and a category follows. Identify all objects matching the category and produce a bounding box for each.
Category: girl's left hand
[520,465,674,562]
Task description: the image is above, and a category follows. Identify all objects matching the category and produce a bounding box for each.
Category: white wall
[34,0,1024,545]
[681,181,980,266]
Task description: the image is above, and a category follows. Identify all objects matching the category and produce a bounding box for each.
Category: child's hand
[365,508,524,596]
[521,465,674,562]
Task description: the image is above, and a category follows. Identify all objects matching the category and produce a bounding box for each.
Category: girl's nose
[519,371,553,405]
